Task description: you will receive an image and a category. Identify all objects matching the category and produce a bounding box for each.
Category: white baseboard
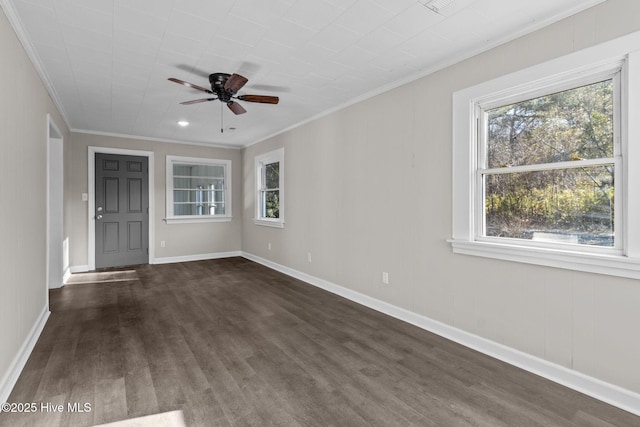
[152,251,242,265]
[0,306,50,403]
[62,267,72,285]
[241,251,640,417]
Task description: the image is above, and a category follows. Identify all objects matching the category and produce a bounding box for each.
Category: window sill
[254,218,284,228]
[449,239,640,280]
[164,216,232,224]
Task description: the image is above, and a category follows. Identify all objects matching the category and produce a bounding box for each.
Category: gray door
[95,153,149,269]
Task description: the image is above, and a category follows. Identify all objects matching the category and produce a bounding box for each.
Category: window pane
[484,165,614,246]
[174,189,222,203]
[262,190,279,218]
[265,162,279,189]
[209,203,225,216]
[487,80,613,168]
[174,204,199,216]
[170,159,228,217]
[173,202,225,216]
[173,164,225,178]
[173,177,224,189]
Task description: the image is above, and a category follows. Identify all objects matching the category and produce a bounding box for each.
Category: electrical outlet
[160,241,165,248]
[307,252,312,262]
[382,272,389,284]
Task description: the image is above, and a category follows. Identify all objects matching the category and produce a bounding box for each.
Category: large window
[166,156,231,223]
[254,148,284,228]
[451,32,640,279]
[480,78,618,249]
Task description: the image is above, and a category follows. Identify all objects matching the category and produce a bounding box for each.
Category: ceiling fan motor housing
[209,73,232,102]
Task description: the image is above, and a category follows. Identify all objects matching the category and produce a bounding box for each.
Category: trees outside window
[480,79,617,247]
[255,148,284,228]
[450,33,640,279]
[262,162,280,219]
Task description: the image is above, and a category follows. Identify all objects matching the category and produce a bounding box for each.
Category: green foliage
[483,79,615,244]
[265,191,279,218]
[263,162,280,218]
[486,181,614,238]
[487,80,613,168]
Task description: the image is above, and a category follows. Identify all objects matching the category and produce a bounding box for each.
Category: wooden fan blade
[237,94,279,104]
[224,73,248,93]
[168,77,212,94]
[227,101,247,115]
[180,98,216,105]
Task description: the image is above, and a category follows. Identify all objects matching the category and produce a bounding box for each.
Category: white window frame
[165,155,232,224]
[477,71,622,253]
[254,148,284,228]
[451,31,640,280]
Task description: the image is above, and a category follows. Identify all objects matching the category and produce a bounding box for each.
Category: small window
[166,156,231,224]
[254,148,284,228]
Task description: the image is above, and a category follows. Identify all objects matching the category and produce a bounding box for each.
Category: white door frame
[47,115,64,289]
[88,146,155,270]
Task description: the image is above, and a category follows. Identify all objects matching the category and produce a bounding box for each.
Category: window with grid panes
[166,156,231,223]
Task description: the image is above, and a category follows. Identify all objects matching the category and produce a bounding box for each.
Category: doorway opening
[88,147,155,270]
[47,115,64,289]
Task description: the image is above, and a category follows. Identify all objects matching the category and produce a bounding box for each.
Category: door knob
[96,214,103,220]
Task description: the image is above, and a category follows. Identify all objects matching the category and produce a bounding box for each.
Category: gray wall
[2,0,640,407]
[0,6,69,396]
[242,0,640,395]
[67,133,242,268]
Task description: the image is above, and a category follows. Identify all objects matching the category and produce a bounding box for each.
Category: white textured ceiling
[3,0,602,148]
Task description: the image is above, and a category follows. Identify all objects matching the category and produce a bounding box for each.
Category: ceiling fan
[168,72,279,115]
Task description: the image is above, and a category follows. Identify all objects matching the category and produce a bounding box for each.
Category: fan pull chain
[220,103,224,133]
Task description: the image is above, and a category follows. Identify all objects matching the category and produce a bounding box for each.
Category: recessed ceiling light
[177,120,189,127]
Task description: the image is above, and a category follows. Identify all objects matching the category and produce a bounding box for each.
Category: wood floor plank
[92,378,127,425]
[1,258,638,427]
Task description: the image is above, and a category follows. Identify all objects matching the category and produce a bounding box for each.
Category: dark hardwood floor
[1,258,638,426]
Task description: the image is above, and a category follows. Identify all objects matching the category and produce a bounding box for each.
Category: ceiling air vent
[419,0,456,14]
